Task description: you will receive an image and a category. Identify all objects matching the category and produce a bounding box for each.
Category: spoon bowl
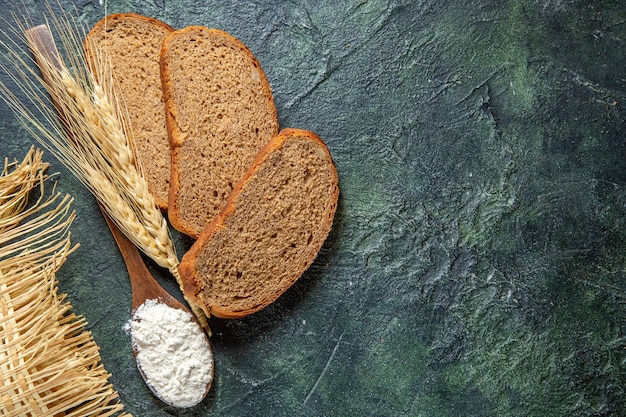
[102,209,213,407]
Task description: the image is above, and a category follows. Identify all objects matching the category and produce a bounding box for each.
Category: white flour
[128,299,213,408]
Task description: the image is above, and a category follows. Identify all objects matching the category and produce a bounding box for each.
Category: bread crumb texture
[184,131,338,317]
[86,15,174,209]
[164,27,278,237]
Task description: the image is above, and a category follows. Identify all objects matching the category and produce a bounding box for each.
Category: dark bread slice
[161,26,279,238]
[85,14,174,209]
[179,128,339,318]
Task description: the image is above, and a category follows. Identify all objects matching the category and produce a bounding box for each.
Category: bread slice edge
[161,25,278,238]
[179,128,339,318]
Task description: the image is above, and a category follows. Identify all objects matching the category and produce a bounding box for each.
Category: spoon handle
[100,207,185,312]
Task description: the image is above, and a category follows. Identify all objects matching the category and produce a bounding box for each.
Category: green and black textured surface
[1,1,626,416]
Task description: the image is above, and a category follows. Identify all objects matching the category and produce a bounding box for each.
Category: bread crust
[161,26,278,238]
[86,13,175,38]
[160,26,196,236]
[84,14,175,209]
[179,128,339,318]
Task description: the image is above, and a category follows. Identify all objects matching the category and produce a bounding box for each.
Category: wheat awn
[0,5,208,329]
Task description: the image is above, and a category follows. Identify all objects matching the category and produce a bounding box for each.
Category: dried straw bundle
[0,148,130,416]
[0,5,208,329]
[0,146,48,232]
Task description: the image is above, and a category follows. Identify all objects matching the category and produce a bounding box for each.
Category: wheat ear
[0,10,208,329]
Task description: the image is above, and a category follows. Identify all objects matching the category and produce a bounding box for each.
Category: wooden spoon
[101,208,213,407]
[23,23,212,407]
[101,208,189,316]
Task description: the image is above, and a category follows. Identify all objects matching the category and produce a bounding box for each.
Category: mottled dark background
[1,0,625,416]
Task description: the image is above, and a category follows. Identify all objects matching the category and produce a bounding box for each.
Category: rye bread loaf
[179,128,339,318]
[85,14,174,209]
[161,26,279,238]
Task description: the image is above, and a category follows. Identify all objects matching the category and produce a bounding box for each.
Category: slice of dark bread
[179,128,339,318]
[161,26,279,238]
[85,14,174,209]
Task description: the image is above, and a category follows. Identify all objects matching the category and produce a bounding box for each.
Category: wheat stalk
[0,147,130,416]
[0,6,208,329]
